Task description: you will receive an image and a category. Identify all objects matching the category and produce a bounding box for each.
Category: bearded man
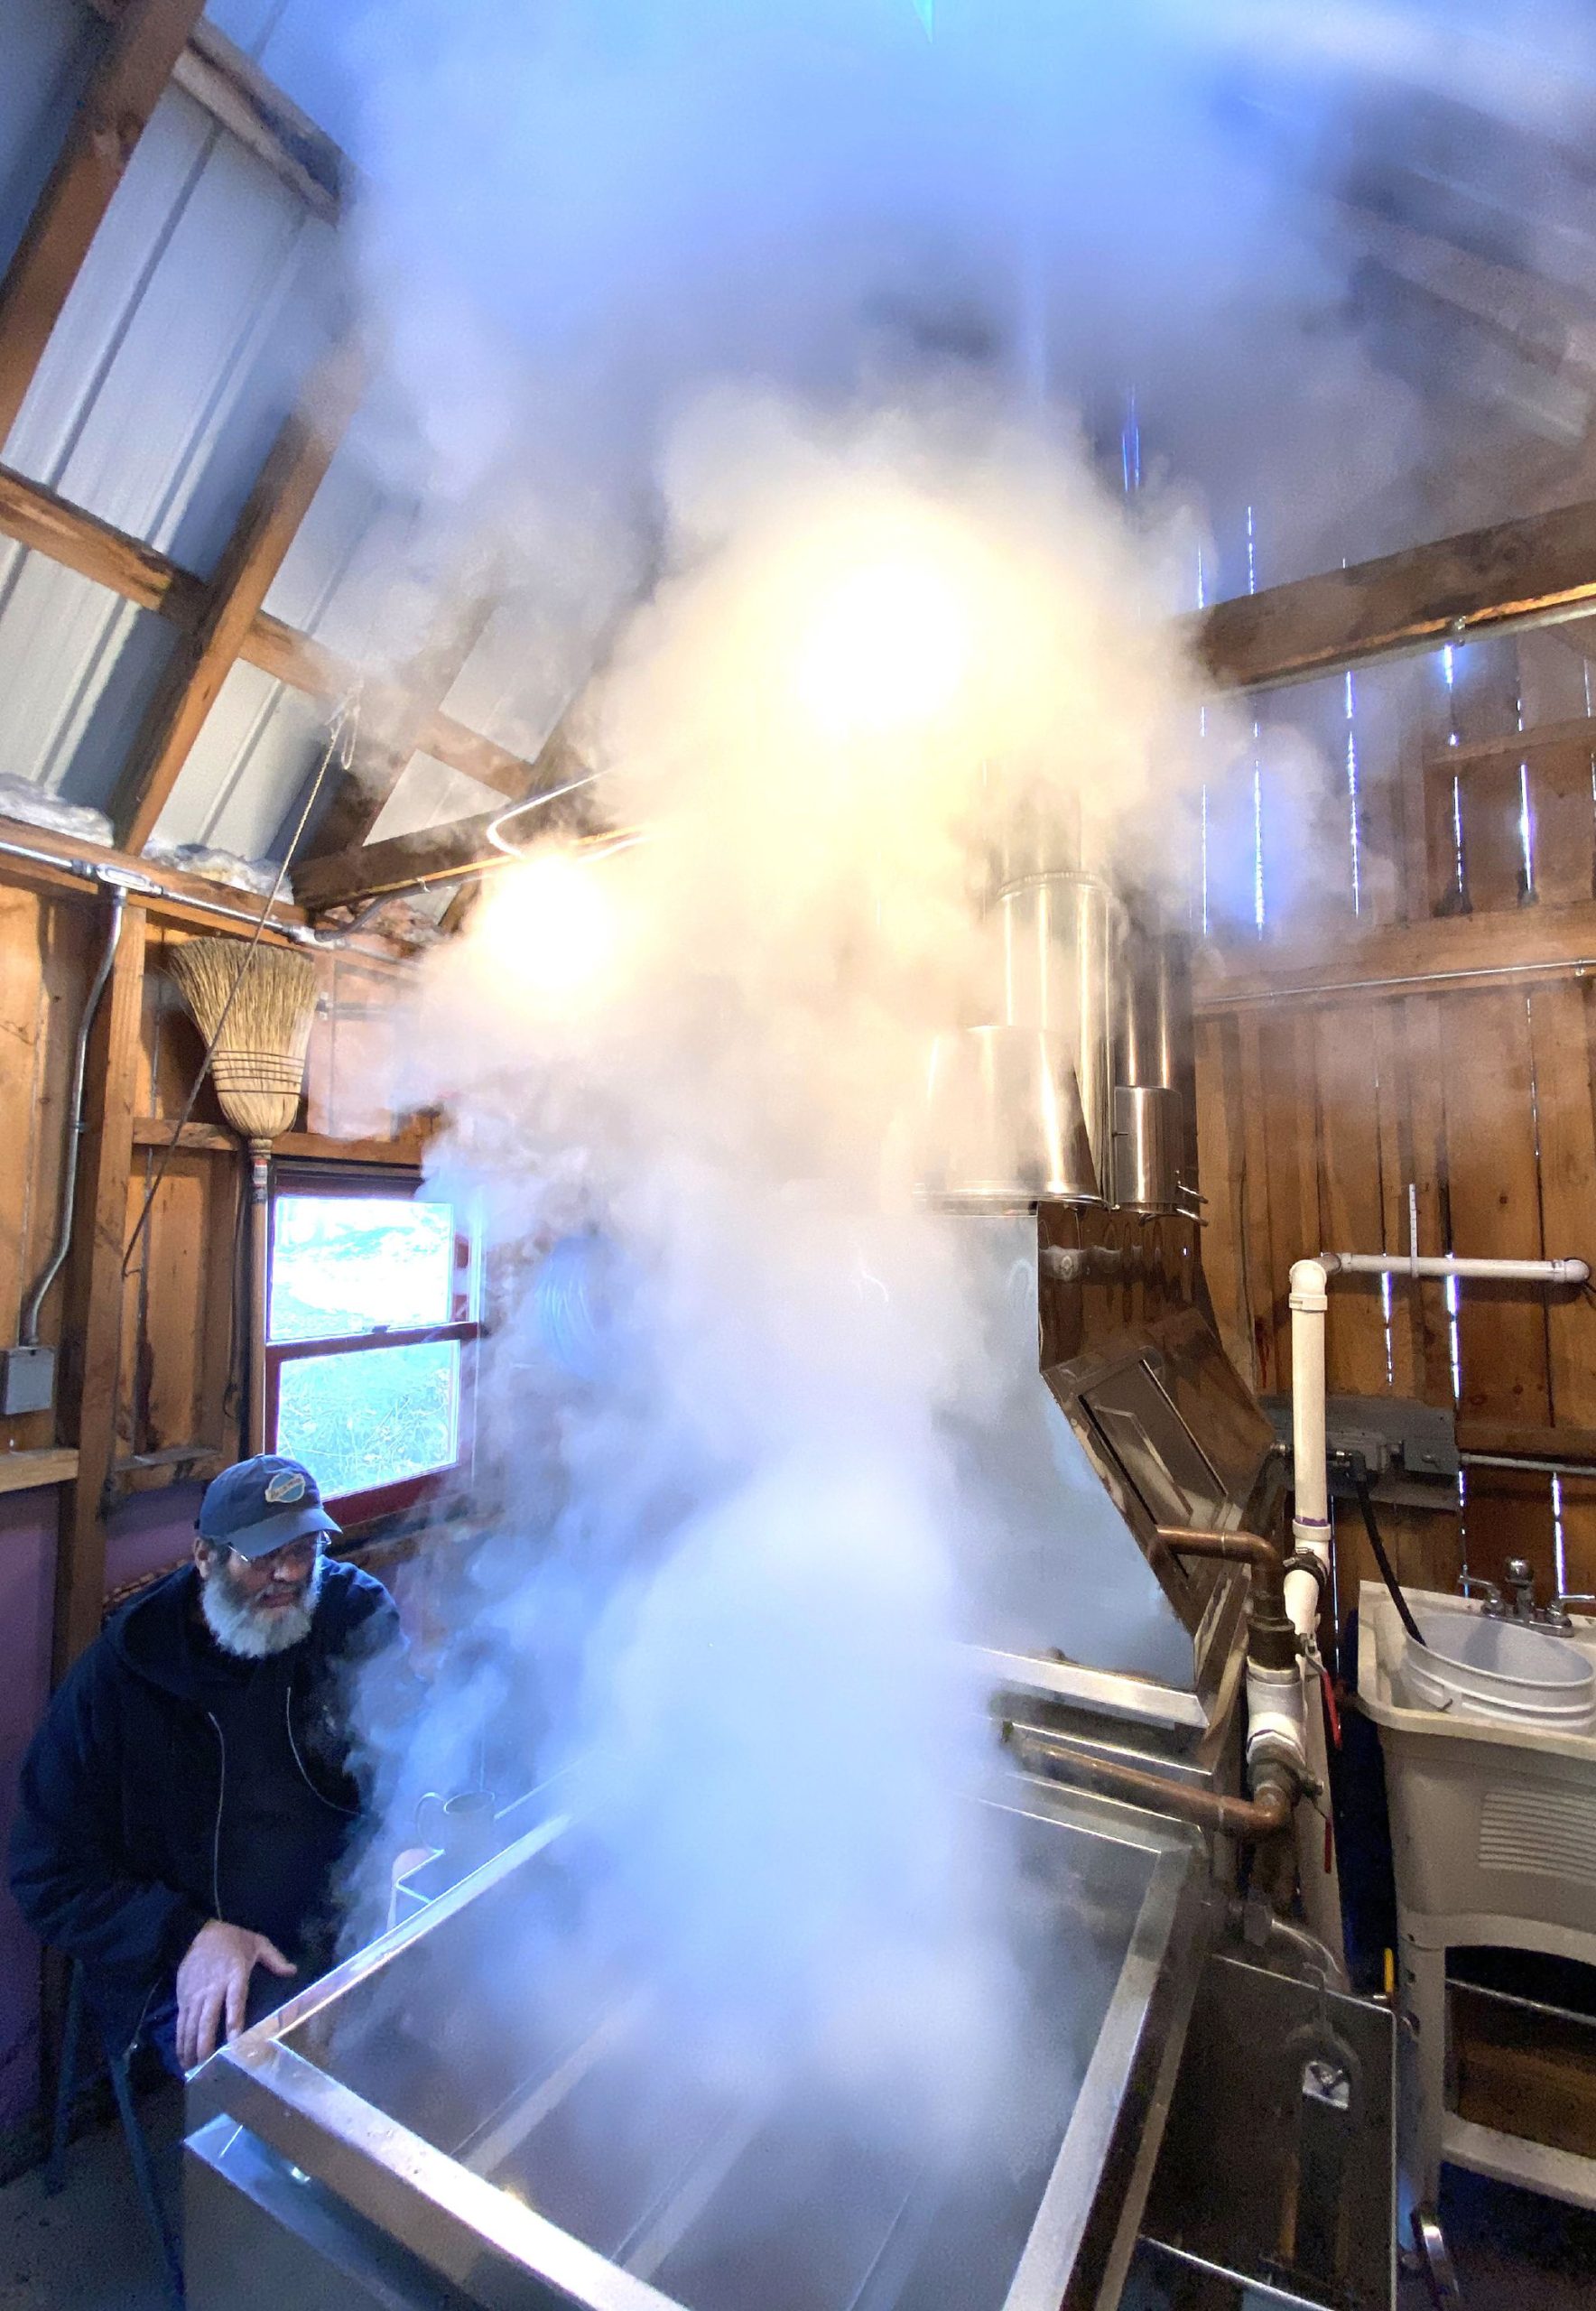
[11,1455,400,2074]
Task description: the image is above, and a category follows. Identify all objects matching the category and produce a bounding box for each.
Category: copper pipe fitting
[1004,1724,1294,1842]
[1155,1524,1300,1671]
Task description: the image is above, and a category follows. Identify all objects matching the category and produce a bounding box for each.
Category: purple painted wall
[105,1481,201,1598]
[0,1483,197,2139]
[0,1490,58,2136]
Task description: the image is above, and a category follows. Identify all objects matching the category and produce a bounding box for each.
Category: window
[264,1172,479,1522]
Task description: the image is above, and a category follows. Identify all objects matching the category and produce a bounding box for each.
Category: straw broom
[168,939,319,1453]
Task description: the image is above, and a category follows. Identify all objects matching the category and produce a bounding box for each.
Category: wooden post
[53,906,146,1680]
[0,0,208,445]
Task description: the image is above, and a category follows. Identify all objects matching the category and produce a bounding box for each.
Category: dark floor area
[0,2093,1589,2308]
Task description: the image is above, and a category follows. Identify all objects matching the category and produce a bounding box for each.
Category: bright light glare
[793,555,971,740]
[473,849,617,1006]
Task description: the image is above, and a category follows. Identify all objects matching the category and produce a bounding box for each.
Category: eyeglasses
[232,1536,320,1578]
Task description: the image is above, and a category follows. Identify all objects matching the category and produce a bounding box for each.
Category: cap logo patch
[264,1471,307,1504]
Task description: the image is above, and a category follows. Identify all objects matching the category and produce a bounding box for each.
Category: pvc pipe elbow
[1288,1256,1329,1312]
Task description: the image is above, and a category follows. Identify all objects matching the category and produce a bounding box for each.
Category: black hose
[1353,1472,1427,1647]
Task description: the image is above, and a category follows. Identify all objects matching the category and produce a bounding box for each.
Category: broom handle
[248,1138,272,1455]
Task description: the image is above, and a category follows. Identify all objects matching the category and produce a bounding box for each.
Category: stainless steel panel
[921,1027,1100,1211]
[191,1789,1210,2311]
[186,2113,473,2309]
[996,876,1119,1195]
[1111,1087,1183,1217]
[1137,1953,1397,2309]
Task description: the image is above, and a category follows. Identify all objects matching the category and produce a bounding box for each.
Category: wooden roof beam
[84,1,347,220]
[110,339,365,850]
[0,0,208,447]
[0,461,540,807]
[1200,496,1596,693]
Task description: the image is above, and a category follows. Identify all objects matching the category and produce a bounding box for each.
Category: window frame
[264,1165,480,1526]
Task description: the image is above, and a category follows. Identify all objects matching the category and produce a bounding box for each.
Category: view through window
[266,1179,478,1517]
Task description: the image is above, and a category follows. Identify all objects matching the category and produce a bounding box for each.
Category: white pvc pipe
[1322,1251,1590,1284]
[1287,1256,1332,1642]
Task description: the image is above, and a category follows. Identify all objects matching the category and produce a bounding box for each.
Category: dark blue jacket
[8,1559,398,2052]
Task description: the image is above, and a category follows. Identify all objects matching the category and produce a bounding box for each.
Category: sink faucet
[1458,1560,1595,1631]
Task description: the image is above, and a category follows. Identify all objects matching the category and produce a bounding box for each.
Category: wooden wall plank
[1554,1474,1596,1601]
[1192,1013,1248,1378]
[1314,1002,1389,1398]
[1234,1013,1278,1392]
[1438,988,1549,1426]
[1526,979,1596,1435]
[1260,1012,1322,1390]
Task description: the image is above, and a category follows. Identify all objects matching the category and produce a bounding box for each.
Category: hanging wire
[121,685,364,1279]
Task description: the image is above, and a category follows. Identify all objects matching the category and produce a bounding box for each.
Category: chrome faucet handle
[1545,1592,1596,1633]
[1457,1573,1504,1616]
[1499,1556,1539,1620]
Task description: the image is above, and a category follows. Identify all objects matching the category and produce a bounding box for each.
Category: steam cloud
[320,0,1596,2276]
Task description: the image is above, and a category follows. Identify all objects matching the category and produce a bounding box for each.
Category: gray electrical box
[0,1344,57,1416]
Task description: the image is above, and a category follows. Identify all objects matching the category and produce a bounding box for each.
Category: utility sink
[1402,1605,1596,1733]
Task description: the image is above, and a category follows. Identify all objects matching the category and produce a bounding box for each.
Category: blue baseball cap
[198,1454,339,1561]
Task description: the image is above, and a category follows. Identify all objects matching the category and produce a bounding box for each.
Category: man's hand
[174,1920,296,2070]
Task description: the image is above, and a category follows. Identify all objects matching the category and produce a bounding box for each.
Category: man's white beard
[201,1554,323,1658]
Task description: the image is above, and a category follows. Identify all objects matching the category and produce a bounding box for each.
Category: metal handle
[1456,1573,1502,1610]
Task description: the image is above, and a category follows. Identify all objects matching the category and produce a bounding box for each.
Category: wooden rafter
[0,461,542,804]
[0,0,208,447]
[111,339,366,850]
[0,812,307,936]
[1200,497,1596,693]
[83,0,346,220]
[290,804,518,912]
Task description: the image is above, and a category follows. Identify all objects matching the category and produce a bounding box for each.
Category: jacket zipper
[284,1675,357,1815]
[207,1710,226,1918]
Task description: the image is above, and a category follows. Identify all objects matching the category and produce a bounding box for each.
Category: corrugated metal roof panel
[367,752,505,847]
[151,657,329,859]
[204,0,360,148]
[0,0,101,274]
[2,83,340,576]
[262,412,425,665]
[0,536,177,809]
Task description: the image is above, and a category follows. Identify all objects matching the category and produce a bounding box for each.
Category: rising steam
[344,394,1211,2187]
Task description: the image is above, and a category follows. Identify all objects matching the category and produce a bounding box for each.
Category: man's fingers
[175,2003,194,2073]
[255,1937,297,1979]
[225,1964,248,2042]
[194,1988,227,2067]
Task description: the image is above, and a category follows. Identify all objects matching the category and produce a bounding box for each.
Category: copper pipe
[1004,1724,1294,1842]
[1155,1523,1299,1670]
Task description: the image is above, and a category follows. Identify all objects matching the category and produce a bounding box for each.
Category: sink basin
[1403,1608,1596,1731]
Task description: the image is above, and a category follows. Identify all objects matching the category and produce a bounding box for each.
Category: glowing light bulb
[793,554,971,740]
[473,848,617,1006]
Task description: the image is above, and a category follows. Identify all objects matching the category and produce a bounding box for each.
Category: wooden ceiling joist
[0,459,543,807]
[110,338,366,850]
[0,811,308,937]
[1201,496,1596,693]
[0,0,209,447]
[290,805,515,911]
[292,721,594,910]
[84,0,347,221]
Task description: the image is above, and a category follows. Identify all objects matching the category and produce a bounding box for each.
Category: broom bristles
[168,938,318,1143]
